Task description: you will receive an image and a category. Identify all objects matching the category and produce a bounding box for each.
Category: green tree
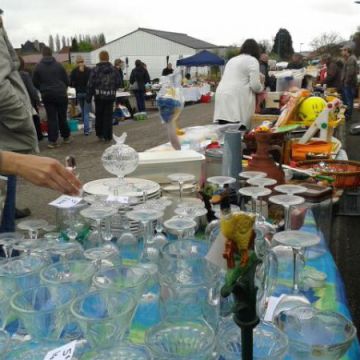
[78,41,93,52]
[225,46,240,60]
[272,28,294,60]
[310,32,344,57]
[98,33,106,46]
[71,38,79,51]
[55,34,60,52]
[48,35,54,51]
[351,26,360,57]
[258,39,272,54]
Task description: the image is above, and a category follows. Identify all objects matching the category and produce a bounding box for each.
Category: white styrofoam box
[131,150,205,184]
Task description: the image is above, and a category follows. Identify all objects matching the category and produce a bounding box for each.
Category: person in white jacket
[214,39,264,127]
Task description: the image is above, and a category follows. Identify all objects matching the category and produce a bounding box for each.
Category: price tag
[264,295,286,322]
[43,341,76,360]
[49,195,83,209]
[106,195,129,204]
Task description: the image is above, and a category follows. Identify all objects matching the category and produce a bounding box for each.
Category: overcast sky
[2,0,360,51]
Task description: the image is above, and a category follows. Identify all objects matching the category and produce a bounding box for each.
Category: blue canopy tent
[176,50,225,66]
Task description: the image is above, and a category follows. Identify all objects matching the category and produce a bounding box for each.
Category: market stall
[1,84,360,359]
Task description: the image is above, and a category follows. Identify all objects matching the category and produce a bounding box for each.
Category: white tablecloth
[182,84,211,102]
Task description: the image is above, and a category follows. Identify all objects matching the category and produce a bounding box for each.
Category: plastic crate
[337,189,360,216]
[133,112,147,121]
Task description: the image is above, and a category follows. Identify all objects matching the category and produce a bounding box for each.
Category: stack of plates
[83,177,161,235]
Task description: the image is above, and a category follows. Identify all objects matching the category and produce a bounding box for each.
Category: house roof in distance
[106,27,218,50]
[139,28,218,49]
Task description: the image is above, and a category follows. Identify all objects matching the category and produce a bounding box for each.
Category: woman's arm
[0,151,81,195]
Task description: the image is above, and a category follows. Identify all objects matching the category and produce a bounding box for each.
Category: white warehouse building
[89,28,221,80]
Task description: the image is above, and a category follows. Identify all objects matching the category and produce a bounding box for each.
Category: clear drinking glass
[274,184,307,195]
[269,194,305,230]
[207,176,236,188]
[71,289,137,349]
[0,232,24,258]
[10,285,76,340]
[167,173,195,202]
[84,244,121,270]
[145,320,216,360]
[239,171,267,179]
[40,260,97,295]
[218,319,288,360]
[239,186,272,222]
[272,230,320,293]
[158,252,220,329]
[126,209,163,263]
[277,306,356,360]
[163,216,197,240]
[17,219,48,240]
[247,177,277,188]
[80,206,117,247]
[0,254,47,294]
[93,264,149,298]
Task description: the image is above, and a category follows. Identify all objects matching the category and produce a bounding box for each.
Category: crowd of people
[214,39,359,126]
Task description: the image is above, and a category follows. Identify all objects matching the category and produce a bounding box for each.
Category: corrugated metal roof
[139,28,217,49]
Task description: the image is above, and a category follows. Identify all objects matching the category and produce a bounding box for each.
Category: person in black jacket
[114,58,134,118]
[162,63,173,76]
[33,46,71,148]
[19,56,43,141]
[130,59,151,112]
[70,55,92,135]
[87,51,121,142]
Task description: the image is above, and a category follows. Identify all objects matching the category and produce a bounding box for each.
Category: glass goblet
[247,177,277,188]
[0,232,24,258]
[163,216,197,241]
[239,171,267,179]
[207,176,236,188]
[126,209,164,263]
[17,219,48,240]
[167,173,195,202]
[272,230,320,293]
[274,184,307,195]
[80,206,117,247]
[239,186,272,223]
[84,244,121,270]
[269,194,305,230]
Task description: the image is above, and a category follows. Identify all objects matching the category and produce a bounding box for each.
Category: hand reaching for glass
[0,151,82,195]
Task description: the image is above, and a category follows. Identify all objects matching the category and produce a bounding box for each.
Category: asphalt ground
[16,101,360,333]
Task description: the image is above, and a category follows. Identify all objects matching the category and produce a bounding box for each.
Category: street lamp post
[300,43,304,53]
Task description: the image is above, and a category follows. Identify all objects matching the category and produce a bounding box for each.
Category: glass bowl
[276,306,357,359]
[82,342,153,359]
[218,319,288,359]
[145,320,216,360]
[93,265,149,298]
[40,260,96,295]
[71,289,137,349]
[10,285,76,340]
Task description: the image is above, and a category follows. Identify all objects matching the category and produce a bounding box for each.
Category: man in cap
[341,43,358,120]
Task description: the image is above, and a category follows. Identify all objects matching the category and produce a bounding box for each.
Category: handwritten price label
[43,341,76,360]
[49,195,83,209]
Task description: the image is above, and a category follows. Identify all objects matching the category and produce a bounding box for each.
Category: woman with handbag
[129,60,150,112]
